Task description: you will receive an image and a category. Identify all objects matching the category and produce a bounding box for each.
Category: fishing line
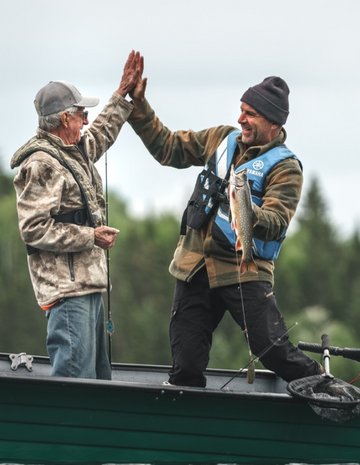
[234,249,255,383]
[219,142,255,381]
[220,321,299,390]
[228,166,255,384]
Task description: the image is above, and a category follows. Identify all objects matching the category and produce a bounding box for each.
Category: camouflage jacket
[11,92,133,307]
[128,98,303,288]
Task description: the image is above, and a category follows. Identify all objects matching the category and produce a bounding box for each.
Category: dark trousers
[168,268,319,387]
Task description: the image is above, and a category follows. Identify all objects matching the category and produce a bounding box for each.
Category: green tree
[275,177,360,383]
[1,164,360,385]
[276,177,343,318]
[0,164,13,196]
[0,168,45,355]
[107,206,179,364]
[340,230,360,326]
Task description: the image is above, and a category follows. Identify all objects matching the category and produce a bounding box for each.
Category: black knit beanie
[241,76,289,126]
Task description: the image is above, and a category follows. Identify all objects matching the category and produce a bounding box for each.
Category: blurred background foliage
[0,161,359,384]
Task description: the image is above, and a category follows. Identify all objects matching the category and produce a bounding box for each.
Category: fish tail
[240,258,258,275]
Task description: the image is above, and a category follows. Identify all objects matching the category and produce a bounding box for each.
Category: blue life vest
[210,129,301,261]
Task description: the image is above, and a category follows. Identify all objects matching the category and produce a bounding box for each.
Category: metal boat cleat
[9,352,34,371]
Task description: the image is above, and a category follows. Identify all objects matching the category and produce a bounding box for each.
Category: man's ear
[271,123,281,135]
[60,112,68,128]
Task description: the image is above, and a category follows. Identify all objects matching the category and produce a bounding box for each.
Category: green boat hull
[0,353,359,464]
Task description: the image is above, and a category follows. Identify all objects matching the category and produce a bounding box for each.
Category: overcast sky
[1,0,359,236]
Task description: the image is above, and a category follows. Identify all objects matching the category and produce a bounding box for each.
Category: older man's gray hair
[38,106,79,132]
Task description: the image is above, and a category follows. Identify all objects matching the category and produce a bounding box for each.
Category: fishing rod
[220,321,299,390]
[104,150,114,364]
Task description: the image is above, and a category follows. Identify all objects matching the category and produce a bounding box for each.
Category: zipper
[67,253,75,281]
[187,260,206,282]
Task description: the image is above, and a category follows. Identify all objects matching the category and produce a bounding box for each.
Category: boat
[0,346,359,465]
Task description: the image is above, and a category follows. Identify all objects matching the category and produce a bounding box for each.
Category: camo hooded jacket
[11,92,133,307]
[128,98,303,288]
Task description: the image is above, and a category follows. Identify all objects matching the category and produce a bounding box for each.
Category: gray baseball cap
[34,80,99,116]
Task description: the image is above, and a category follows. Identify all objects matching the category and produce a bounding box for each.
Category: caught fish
[228,166,258,275]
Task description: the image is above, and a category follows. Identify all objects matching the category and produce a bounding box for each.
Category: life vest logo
[252,160,264,171]
[247,159,264,177]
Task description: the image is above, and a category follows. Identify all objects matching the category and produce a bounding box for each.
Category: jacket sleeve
[252,158,303,241]
[128,98,234,167]
[83,92,134,163]
[14,154,95,253]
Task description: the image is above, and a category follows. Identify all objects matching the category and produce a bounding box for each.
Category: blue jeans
[46,293,111,379]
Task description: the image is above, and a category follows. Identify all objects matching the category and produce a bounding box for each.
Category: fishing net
[288,375,360,423]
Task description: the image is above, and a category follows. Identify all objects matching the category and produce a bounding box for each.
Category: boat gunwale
[0,364,295,404]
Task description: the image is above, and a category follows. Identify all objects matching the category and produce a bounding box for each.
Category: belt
[26,208,88,256]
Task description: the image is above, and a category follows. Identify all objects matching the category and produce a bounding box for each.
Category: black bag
[185,168,228,230]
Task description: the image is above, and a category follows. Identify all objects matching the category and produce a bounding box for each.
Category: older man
[11,51,141,379]
[128,67,323,387]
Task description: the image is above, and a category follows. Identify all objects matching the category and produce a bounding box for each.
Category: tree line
[0,163,359,383]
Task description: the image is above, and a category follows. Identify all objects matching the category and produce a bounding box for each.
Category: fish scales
[228,166,258,275]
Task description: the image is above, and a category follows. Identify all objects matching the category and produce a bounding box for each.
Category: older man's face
[65,108,89,144]
[238,102,279,147]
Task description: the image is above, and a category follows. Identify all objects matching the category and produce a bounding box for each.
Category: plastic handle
[321,334,330,351]
[298,341,360,362]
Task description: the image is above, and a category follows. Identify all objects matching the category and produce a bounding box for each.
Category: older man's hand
[118,50,143,97]
[94,225,119,249]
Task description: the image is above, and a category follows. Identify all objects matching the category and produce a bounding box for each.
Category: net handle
[298,341,360,363]
[321,334,332,376]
